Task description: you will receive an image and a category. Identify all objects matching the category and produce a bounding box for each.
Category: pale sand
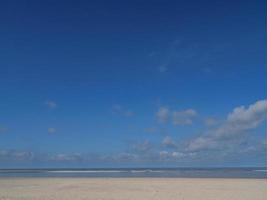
[0,178,267,200]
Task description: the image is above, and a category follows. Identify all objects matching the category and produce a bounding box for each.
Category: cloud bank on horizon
[1,99,267,167]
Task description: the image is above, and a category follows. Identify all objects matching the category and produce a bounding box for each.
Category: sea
[1,168,267,178]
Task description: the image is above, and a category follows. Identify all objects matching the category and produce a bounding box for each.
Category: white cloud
[214,100,267,139]
[171,151,187,159]
[156,106,169,123]
[186,100,267,152]
[159,150,194,160]
[0,150,34,161]
[156,107,197,125]
[186,137,218,152]
[1,101,266,165]
[173,109,197,125]
[162,136,177,148]
[45,100,57,109]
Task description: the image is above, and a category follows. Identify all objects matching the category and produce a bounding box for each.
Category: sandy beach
[0,178,267,200]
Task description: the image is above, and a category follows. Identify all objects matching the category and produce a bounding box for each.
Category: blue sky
[1,0,267,168]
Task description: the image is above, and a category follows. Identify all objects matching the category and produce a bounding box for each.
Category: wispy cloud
[131,140,152,154]
[112,104,134,117]
[0,150,34,161]
[162,136,177,148]
[156,106,197,125]
[50,153,83,162]
[156,106,169,123]
[159,151,195,161]
[48,127,56,134]
[173,109,197,125]
[144,127,158,134]
[45,100,57,109]
[151,38,230,74]
[186,136,218,152]
[204,117,218,126]
[158,64,168,73]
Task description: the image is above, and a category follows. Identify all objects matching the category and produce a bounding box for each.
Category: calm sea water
[1,168,267,178]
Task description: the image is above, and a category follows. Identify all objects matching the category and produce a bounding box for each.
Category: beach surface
[0,178,267,200]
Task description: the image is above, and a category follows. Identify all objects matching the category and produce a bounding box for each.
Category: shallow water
[1,168,267,178]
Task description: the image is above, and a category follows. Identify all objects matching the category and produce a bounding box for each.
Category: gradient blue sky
[1,0,267,168]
